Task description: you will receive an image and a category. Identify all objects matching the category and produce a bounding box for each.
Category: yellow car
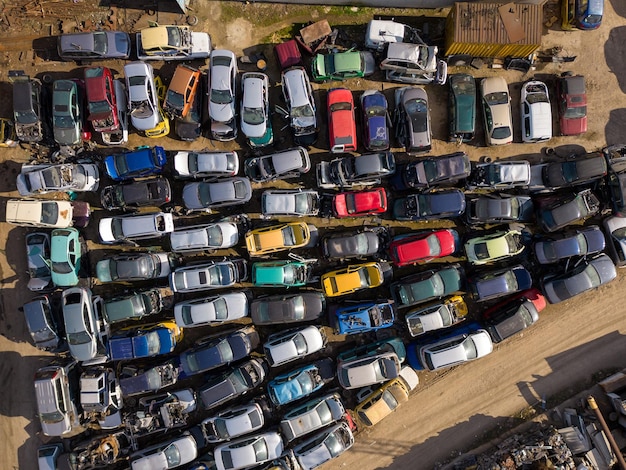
[145,76,170,138]
[246,222,312,256]
[321,261,391,297]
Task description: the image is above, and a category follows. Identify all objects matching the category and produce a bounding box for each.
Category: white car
[264,325,327,367]
[169,259,247,293]
[480,76,513,146]
[62,287,106,363]
[99,212,174,244]
[174,291,249,328]
[214,432,284,470]
[173,150,239,179]
[102,79,129,145]
[209,49,238,141]
[125,61,159,131]
[17,163,100,196]
[200,402,265,444]
[261,189,320,218]
[520,80,552,143]
[337,351,401,390]
[281,66,318,146]
[182,177,252,211]
[170,221,240,252]
[130,432,198,470]
[241,72,273,147]
[280,393,346,442]
[6,199,74,228]
[292,421,354,470]
[418,329,494,371]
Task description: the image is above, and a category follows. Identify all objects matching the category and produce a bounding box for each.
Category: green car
[311,50,376,82]
[464,229,525,266]
[50,227,81,287]
[448,73,476,142]
[252,260,311,287]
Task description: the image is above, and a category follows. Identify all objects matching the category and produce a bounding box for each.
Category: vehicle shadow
[604,108,626,146]
[0,351,53,418]
[605,26,626,94]
[609,0,626,18]
[0,160,23,194]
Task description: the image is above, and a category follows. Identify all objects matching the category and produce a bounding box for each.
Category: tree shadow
[605,108,626,145]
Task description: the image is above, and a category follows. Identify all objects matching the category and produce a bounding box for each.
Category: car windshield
[146,331,161,355]
[163,443,182,466]
[485,91,508,105]
[67,330,91,346]
[213,418,229,438]
[584,263,602,287]
[329,101,352,113]
[206,225,224,246]
[315,400,332,422]
[561,161,579,183]
[422,160,440,182]
[462,337,479,360]
[231,369,250,392]
[166,89,184,108]
[358,268,371,287]
[406,99,428,132]
[292,333,307,355]
[294,193,310,215]
[217,339,235,362]
[110,218,125,240]
[211,76,233,104]
[54,114,75,129]
[253,439,268,462]
[505,232,521,252]
[324,431,344,458]
[52,261,72,274]
[40,202,59,225]
[504,271,518,291]
[473,242,490,260]
[564,105,587,119]
[113,155,129,175]
[291,103,314,118]
[213,298,228,320]
[282,226,297,246]
[243,106,265,125]
[367,104,386,117]
[89,99,111,115]
[297,371,315,394]
[427,234,442,256]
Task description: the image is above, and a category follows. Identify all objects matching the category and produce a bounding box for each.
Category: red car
[327,87,357,153]
[84,66,119,132]
[557,73,587,136]
[389,229,459,267]
[333,187,387,218]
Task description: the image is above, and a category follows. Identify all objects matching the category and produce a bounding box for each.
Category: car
[557,72,587,135]
[101,78,129,145]
[170,259,247,293]
[353,366,419,428]
[483,288,546,343]
[538,152,607,189]
[175,72,204,141]
[364,18,424,51]
[57,30,131,60]
[198,401,265,444]
[37,443,65,470]
[245,147,311,183]
[534,225,605,264]
[136,24,211,61]
[405,295,468,337]
[129,432,198,470]
[541,253,616,304]
[466,160,531,190]
[118,359,180,398]
[100,178,172,211]
[99,212,174,244]
[103,288,163,324]
[144,74,170,138]
[470,265,533,302]
[174,291,249,328]
[537,189,601,233]
[332,300,395,335]
[104,146,167,181]
[394,86,431,154]
[291,421,354,470]
[180,326,259,376]
[408,326,494,371]
[562,0,604,30]
[393,189,466,221]
[245,222,312,256]
[79,367,123,429]
[84,66,119,132]
[317,152,396,189]
[392,152,471,190]
[170,221,241,253]
[50,227,82,287]
[208,49,238,141]
[464,193,534,225]
[198,358,267,410]
[337,351,401,390]
[448,73,476,142]
[214,432,284,470]
[23,296,61,351]
[251,260,312,287]
[280,393,346,442]
[464,229,525,266]
[337,336,406,364]
[603,215,626,267]
[520,80,552,143]
[173,150,239,179]
[360,90,390,151]
[264,325,327,367]
[390,264,464,309]
[6,199,89,229]
[250,292,325,325]
[25,232,51,291]
[95,252,175,283]
[480,76,513,145]
[321,261,392,297]
[124,61,159,131]
[241,72,273,148]
[12,73,43,143]
[333,187,387,218]
[108,321,182,361]
[52,79,83,146]
[389,229,459,266]
[267,358,335,407]
[164,64,201,119]
[379,42,447,85]
[322,226,389,261]
[311,49,375,82]
[327,87,357,153]
[603,144,626,216]
[34,360,80,437]
[17,163,99,197]
[261,189,320,217]
[182,177,252,212]
[62,287,106,363]
[280,66,318,146]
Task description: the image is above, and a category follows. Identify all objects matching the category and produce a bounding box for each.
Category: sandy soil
[0,1,625,469]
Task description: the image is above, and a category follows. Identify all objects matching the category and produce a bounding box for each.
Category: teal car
[50,228,81,287]
[252,260,311,287]
[311,50,375,82]
[448,74,476,142]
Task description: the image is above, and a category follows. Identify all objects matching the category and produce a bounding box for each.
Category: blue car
[337,337,406,364]
[267,358,334,407]
[104,146,167,181]
[360,90,390,151]
[108,321,182,361]
[469,265,533,303]
[332,301,395,335]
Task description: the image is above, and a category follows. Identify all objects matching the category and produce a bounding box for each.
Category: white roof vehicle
[261,189,320,217]
[214,431,284,470]
[130,432,198,470]
[17,163,100,196]
[292,421,354,470]
[521,80,552,143]
[99,212,174,244]
[136,24,211,61]
[173,151,239,179]
[280,392,346,442]
[125,61,159,131]
[481,76,513,146]
[419,329,494,371]
[6,199,75,228]
[170,221,240,252]
[264,325,327,367]
[199,402,265,444]
[174,291,249,327]
[380,42,447,85]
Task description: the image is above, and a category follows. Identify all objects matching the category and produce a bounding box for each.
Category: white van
[520,80,552,143]
[34,361,81,437]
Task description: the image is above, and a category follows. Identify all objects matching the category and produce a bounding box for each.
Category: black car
[199,358,268,410]
[250,292,326,325]
[393,189,466,221]
[392,152,471,190]
[603,144,626,216]
[537,189,600,233]
[465,193,534,225]
[540,152,607,189]
[482,288,544,343]
[100,178,172,211]
[316,152,396,189]
[22,296,62,351]
[12,73,43,143]
[321,227,389,261]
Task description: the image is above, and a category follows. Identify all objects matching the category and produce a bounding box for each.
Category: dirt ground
[0,1,626,469]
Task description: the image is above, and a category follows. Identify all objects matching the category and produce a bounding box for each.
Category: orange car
[164,64,201,119]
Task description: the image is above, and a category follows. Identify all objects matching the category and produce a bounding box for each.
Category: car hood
[209,100,235,123]
[41,415,72,437]
[55,127,81,146]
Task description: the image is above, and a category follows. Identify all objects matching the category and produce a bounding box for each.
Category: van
[34,361,81,437]
[520,80,552,143]
[448,74,476,142]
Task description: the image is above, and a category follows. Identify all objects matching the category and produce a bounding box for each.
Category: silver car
[199,401,265,444]
[174,291,249,327]
[292,421,354,470]
[173,150,239,179]
[170,221,240,252]
[214,432,284,470]
[182,177,252,211]
[125,61,159,131]
[209,49,238,141]
[241,72,273,147]
[62,287,106,363]
[99,212,174,244]
[261,189,320,218]
[281,66,318,146]
[17,163,100,196]
[280,393,346,442]
[57,30,131,61]
[337,351,401,390]
[130,432,198,470]
[244,147,310,182]
[394,86,431,154]
[169,259,248,293]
